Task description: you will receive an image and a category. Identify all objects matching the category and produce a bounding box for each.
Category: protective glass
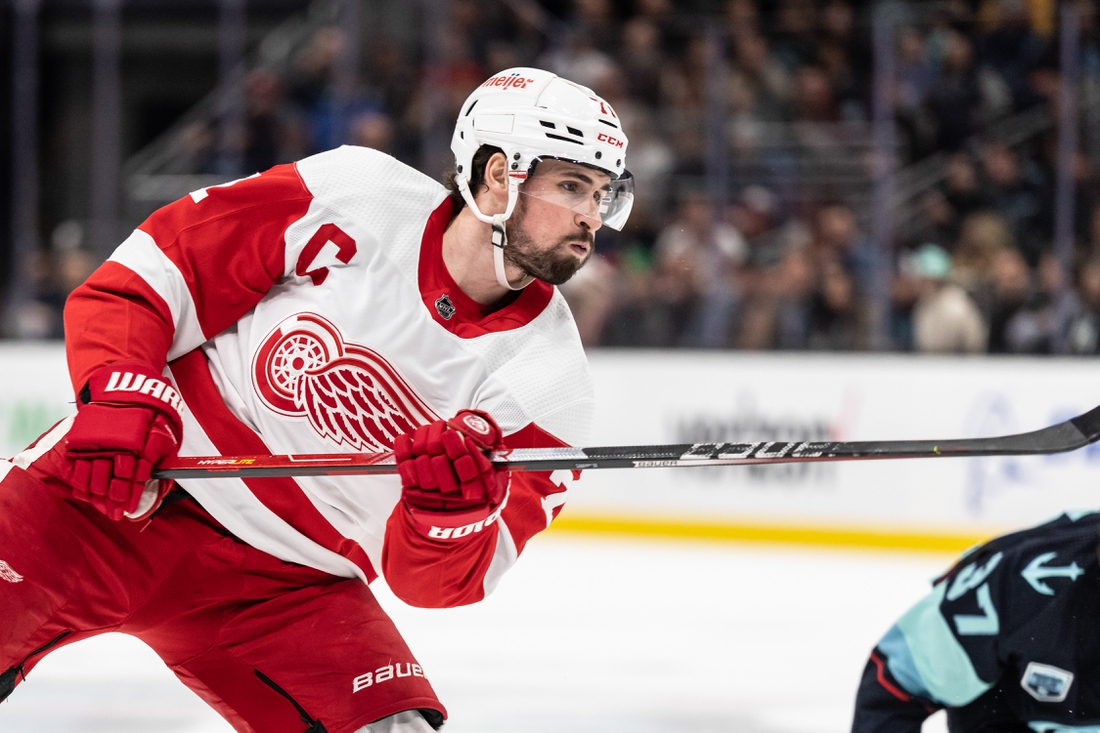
[518,157,634,231]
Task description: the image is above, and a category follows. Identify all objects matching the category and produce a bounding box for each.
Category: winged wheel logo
[253,313,437,451]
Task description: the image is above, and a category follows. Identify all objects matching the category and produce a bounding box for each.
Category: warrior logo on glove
[65,360,184,521]
[253,313,438,451]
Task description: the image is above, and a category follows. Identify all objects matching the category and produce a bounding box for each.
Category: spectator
[618,17,666,109]
[244,68,306,174]
[12,221,96,340]
[736,227,816,349]
[894,27,938,161]
[1002,251,1077,354]
[905,189,958,253]
[941,152,988,228]
[600,235,703,347]
[896,27,934,114]
[569,0,619,55]
[348,110,396,155]
[976,0,1051,111]
[925,29,984,151]
[1066,256,1100,353]
[559,254,618,347]
[730,185,781,253]
[952,210,1015,291]
[652,189,748,347]
[729,28,791,123]
[771,0,819,73]
[537,27,617,94]
[979,140,1047,261]
[904,243,988,354]
[285,25,345,112]
[613,108,675,237]
[808,257,867,350]
[812,198,876,298]
[659,32,730,167]
[791,64,841,123]
[816,39,863,123]
[983,246,1034,353]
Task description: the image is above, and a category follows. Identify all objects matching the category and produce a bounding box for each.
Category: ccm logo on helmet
[427,502,505,540]
[597,132,625,148]
[482,74,536,90]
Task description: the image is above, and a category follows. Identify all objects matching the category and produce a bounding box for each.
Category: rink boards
[568,350,1100,551]
[3,344,1097,552]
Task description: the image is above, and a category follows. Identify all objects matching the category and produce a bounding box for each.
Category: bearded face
[503,193,594,285]
[502,161,607,285]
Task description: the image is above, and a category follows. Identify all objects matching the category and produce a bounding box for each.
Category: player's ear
[483,152,509,204]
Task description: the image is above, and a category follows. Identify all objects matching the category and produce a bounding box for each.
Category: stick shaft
[153,403,1100,479]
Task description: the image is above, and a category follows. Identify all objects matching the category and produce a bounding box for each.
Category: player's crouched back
[852,511,1100,733]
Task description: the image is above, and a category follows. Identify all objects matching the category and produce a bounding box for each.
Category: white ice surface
[0,534,952,733]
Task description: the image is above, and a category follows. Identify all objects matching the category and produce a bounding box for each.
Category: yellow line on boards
[548,514,993,554]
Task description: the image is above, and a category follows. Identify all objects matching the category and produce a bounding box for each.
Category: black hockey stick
[153,403,1100,479]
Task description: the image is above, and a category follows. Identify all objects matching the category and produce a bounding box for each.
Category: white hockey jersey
[39,146,594,608]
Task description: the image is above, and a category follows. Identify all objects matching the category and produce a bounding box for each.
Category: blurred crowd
[25,0,1100,355]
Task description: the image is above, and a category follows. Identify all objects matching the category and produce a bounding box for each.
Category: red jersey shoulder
[138,165,313,244]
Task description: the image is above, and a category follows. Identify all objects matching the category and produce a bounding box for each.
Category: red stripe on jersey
[418,198,555,337]
[870,650,913,703]
[498,422,571,555]
[137,164,314,342]
[170,349,377,582]
[65,261,176,393]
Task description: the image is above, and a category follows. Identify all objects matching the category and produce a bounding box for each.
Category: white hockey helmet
[451,67,633,289]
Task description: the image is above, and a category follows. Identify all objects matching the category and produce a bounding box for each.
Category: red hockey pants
[0,462,444,732]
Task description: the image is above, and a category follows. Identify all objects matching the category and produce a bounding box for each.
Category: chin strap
[458,176,532,291]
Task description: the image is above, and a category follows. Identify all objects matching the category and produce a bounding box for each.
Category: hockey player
[0,67,633,732]
[852,511,1100,733]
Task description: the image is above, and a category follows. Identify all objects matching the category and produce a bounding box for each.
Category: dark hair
[443,144,504,210]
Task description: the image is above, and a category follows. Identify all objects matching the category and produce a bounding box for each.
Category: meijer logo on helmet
[481,74,536,90]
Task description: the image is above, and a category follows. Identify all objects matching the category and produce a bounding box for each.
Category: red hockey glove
[394,409,509,540]
[65,361,184,521]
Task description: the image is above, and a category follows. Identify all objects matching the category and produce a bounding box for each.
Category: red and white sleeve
[64,165,314,392]
[381,422,577,608]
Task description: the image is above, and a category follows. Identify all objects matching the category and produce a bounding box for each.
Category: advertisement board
[567,351,1100,548]
[0,344,73,458]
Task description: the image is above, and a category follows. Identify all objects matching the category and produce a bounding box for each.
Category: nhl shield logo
[1021,662,1073,702]
[435,295,456,320]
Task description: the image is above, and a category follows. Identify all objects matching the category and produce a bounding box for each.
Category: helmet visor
[518,157,634,231]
